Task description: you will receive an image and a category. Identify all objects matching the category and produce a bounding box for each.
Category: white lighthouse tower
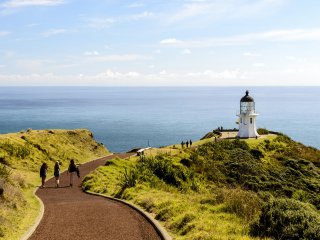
[237,90,259,138]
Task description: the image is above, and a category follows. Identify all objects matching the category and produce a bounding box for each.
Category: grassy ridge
[0,129,109,239]
[83,134,320,239]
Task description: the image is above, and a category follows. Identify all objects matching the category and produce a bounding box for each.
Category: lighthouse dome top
[240,90,254,102]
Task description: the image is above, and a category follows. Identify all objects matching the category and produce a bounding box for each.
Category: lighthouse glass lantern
[237,90,259,138]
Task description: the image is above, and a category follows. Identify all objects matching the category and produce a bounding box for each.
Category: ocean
[0,87,319,152]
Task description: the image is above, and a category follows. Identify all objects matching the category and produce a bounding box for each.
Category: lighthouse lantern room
[237,90,259,138]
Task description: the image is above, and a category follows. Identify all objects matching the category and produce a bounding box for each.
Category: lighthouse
[237,90,259,138]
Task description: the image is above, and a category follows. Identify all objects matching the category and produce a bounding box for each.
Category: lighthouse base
[237,128,259,138]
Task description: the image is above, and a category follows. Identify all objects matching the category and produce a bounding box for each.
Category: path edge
[84,190,172,240]
[20,187,44,240]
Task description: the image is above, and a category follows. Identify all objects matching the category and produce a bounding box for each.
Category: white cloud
[160,28,320,48]
[181,49,191,54]
[160,38,183,45]
[86,18,115,29]
[243,52,260,57]
[166,0,287,23]
[0,50,15,58]
[286,56,297,60]
[96,70,141,78]
[186,69,246,79]
[0,65,5,68]
[126,11,154,20]
[2,66,320,86]
[16,59,45,71]
[126,2,144,8]
[1,0,65,8]
[42,28,66,37]
[26,23,40,27]
[87,54,151,62]
[83,51,100,56]
[85,12,152,29]
[0,31,10,36]
[168,2,212,23]
[253,63,266,67]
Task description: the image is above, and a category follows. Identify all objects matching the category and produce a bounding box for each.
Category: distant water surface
[0,87,319,152]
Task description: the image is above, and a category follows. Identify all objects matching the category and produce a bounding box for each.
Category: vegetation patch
[0,129,109,239]
[250,198,320,239]
[83,132,320,239]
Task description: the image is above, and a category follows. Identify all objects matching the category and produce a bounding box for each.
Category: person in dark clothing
[40,163,48,188]
[54,161,60,188]
[181,141,185,148]
[186,141,189,148]
[68,159,80,187]
[189,140,192,146]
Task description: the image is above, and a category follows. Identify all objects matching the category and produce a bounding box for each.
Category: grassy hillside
[83,133,320,240]
[0,129,109,239]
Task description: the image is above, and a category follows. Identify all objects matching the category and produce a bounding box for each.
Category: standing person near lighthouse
[237,90,259,138]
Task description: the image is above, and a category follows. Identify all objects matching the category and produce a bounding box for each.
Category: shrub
[257,128,269,135]
[118,168,138,190]
[219,188,261,222]
[250,198,320,239]
[180,158,191,167]
[0,142,31,158]
[0,164,11,181]
[138,156,188,188]
[250,149,264,160]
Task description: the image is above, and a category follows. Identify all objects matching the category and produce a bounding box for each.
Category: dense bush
[0,141,31,159]
[0,164,11,181]
[218,188,261,222]
[257,128,269,135]
[250,149,264,160]
[117,155,193,195]
[250,198,320,239]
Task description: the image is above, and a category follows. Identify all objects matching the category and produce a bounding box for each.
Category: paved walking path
[29,154,162,240]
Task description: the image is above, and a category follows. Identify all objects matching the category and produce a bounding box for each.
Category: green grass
[0,129,109,239]
[82,155,268,239]
[83,132,320,239]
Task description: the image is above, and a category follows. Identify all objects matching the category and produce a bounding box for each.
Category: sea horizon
[1,86,319,152]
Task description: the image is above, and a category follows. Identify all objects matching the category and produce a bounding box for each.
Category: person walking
[181,141,185,148]
[68,159,79,187]
[40,163,48,188]
[54,161,60,188]
[189,139,192,147]
[186,141,189,148]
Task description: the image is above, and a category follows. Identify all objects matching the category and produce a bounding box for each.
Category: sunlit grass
[83,133,320,239]
[0,129,109,239]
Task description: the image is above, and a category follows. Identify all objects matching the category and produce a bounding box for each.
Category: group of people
[39,159,80,188]
[181,139,192,148]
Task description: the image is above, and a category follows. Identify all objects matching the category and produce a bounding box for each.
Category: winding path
[29,154,162,240]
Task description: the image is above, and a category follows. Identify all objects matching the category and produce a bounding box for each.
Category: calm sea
[0,87,319,152]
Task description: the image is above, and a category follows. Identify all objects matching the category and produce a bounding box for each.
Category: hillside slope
[83,133,320,240]
[0,129,109,239]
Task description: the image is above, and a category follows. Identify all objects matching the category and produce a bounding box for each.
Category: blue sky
[0,0,320,86]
